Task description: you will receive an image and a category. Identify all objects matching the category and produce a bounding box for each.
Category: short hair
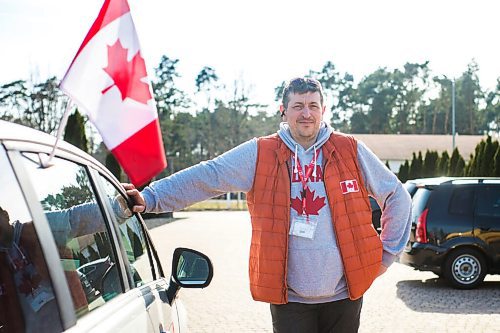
[281,77,325,110]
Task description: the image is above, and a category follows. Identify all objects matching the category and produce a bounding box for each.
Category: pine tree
[423,150,439,177]
[408,153,418,179]
[469,140,485,176]
[448,148,459,176]
[437,151,450,176]
[455,156,466,177]
[422,150,431,177]
[465,154,472,176]
[63,109,88,153]
[106,152,122,181]
[489,141,499,176]
[398,160,410,182]
[494,145,500,177]
[480,137,498,176]
[415,151,424,178]
[432,151,440,176]
[408,151,424,179]
[449,148,465,176]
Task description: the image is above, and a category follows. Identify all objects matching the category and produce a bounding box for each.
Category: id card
[27,286,55,312]
[289,215,318,239]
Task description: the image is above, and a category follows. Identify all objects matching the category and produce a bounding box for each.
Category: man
[125,77,411,332]
[0,207,59,332]
[0,197,132,331]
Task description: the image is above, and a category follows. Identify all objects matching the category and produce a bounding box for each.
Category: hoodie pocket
[287,245,345,298]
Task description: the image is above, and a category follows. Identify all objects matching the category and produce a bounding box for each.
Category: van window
[21,153,123,318]
[99,175,158,287]
[411,188,431,221]
[0,148,62,332]
[476,188,500,218]
[449,189,474,216]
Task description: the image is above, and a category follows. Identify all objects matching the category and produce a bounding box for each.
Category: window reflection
[0,148,61,332]
[99,176,156,287]
[21,153,122,318]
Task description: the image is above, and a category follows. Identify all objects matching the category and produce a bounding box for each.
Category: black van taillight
[415,208,429,243]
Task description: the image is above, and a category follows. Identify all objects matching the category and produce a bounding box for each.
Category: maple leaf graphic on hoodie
[291,187,326,216]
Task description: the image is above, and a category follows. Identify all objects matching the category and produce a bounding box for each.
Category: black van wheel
[444,248,487,289]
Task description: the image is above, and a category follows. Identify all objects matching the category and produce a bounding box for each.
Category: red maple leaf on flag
[102,39,152,104]
[291,188,326,216]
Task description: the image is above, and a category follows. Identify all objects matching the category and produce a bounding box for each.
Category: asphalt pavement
[148,211,500,333]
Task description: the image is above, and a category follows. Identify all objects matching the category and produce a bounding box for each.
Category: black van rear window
[476,188,500,217]
[449,189,474,216]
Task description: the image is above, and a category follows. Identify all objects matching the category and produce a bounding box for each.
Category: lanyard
[292,149,319,215]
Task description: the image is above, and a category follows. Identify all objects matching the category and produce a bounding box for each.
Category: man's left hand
[122,183,146,213]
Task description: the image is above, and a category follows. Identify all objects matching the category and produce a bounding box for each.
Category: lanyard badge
[289,149,320,239]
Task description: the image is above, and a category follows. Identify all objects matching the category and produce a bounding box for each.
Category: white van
[0,120,213,332]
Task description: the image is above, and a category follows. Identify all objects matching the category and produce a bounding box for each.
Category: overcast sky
[1,0,499,112]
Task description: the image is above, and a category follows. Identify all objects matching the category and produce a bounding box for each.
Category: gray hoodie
[142,121,411,303]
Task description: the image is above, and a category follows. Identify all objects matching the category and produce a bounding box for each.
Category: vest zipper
[283,160,292,303]
[323,156,353,299]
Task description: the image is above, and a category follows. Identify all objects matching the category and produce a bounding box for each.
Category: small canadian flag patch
[340,179,359,194]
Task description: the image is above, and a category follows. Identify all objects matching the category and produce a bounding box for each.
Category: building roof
[353,134,486,161]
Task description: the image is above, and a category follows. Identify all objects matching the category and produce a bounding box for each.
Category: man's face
[281,91,326,146]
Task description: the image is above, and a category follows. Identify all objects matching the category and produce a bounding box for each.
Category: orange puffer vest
[246,132,382,304]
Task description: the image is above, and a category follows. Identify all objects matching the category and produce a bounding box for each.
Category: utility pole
[443,74,457,151]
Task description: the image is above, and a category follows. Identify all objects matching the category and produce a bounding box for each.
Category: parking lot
[149,211,500,333]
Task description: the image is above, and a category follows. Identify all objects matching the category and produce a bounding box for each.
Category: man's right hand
[122,183,146,213]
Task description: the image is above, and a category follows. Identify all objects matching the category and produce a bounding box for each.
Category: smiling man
[125,77,412,333]
[280,86,325,149]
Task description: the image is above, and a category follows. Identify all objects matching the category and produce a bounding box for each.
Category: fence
[183,192,247,211]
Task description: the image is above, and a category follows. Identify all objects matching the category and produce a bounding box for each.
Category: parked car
[77,269,98,303]
[369,197,382,233]
[404,179,418,197]
[77,256,114,294]
[0,120,213,332]
[369,178,422,233]
[400,177,500,289]
[404,177,452,198]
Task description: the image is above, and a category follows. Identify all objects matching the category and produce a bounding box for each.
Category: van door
[0,146,63,333]
[95,174,177,333]
[474,186,500,268]
[17,151,159,332]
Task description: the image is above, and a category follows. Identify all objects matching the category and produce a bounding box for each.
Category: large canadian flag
[60,0,166,186]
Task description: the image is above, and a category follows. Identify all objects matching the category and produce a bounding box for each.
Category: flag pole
[41,100,74,168]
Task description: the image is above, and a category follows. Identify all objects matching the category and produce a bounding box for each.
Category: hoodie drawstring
[294,145,298,174]
[312,144,317,178]
[293,144,319,178]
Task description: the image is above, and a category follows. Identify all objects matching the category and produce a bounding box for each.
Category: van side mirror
[172,248,213,288]
[165,248,213,303]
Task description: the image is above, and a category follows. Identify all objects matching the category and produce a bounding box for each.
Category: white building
[353,134,487,172]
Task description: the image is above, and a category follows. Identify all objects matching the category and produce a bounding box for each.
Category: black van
[400,177,500,289]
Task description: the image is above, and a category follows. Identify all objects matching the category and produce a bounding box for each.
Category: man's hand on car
[122,183,146,213]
